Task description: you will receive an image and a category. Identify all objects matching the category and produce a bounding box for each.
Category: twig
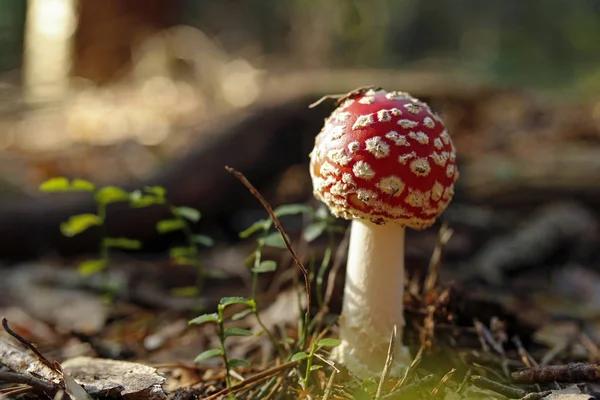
[392,346,424,391]
[470,375,527,398]
[511,363,600,384]
[321,370,337,400]
[2,318,57,373]
[308,85,381,108]
[381,374,435,400]
[204,359,300,400]
[512,335,539,368]
[375,325,397,400]
[0,371,58,395]
[423,224,453,294]
[431,368,456,396]
[225,166,312,339]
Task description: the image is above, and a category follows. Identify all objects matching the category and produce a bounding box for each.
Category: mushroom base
[333,219,412,378]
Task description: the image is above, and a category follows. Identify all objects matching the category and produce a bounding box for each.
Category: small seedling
[291,337,341,389]
[39,177,141,294]
[239,203,313,300]
[130,186,214,296]
[189,297,258,399]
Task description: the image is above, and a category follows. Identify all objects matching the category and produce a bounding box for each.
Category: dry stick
[321,370,337,400]
[423,224,453,294]
[225,166,312,342]
[375,325,398,400]
[204,360,300,400]
[431,368,457,396]
[470,375,527,398]
[0,371,58,395]
[511,363,600,384]
[1,318,57,373]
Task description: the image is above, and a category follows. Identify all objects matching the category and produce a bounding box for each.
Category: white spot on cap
[353,160,375,180]
[356,189,378,203]
[390,108,403,116]
[377,176,405,197]
[358,96,375,104]
[385,131,410,146]
[404,103,422,114]
[430,151,448,167]
[385,91,412,100]
[352,114,374,130]
[433,138,443,150]
[443,185,454,200]
[342,173,355,185]
[377,109,392,122]
[320,162,339,176]
[423,117,435,128]
[410,157,431,177]
[398,151,416,165]
[348,141,360,153]
[446,164,455,178]
[341,99,355,109]
[329,126,345,140]
[449,150,456,162]
[335,111,352,123]
[330,181,349,196]
[431,181,443,201]
[408,131,429,145]
[365,136,390,158]
[405,189,431,208]
[328,148,352,166]
[440,130,450,145]
[398,119,418,129]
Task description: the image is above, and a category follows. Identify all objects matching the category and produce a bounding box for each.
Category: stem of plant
[97,201,110,290]
[170,204,205,294]
[302,343,318,389]
[253,308,285,361]
[251,240,265,299]
[217,304,234,395]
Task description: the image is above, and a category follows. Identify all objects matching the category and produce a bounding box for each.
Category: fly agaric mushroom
[309,87,458,378]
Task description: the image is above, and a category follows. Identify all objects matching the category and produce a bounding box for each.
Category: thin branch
[2,318,57,373]
[0,371,58,395]
[225,166,312,330]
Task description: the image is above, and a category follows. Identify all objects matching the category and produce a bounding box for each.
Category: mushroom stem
[335,219,412,378]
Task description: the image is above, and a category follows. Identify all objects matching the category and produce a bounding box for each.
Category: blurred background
[2,0,600,194]
[1,0,600,371]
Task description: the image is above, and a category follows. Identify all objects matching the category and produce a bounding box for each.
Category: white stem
[334,219,411,378]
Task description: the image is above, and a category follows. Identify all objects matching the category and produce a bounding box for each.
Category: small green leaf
[189,313,219,325]
[103,237,142,250]
[60,214,101,237]
[231,308,254,321]
[239,219,270,238]
[172,256,199,266]
[291,352,308,361]
[303,221,327,242]
[95,186,130,205]
[193,234,214,247]
[77,259,106,276]
[39,177,70,192]
[219,297,253,307]
[260,232,287,249]
[194,348,223,363]
[70,179,96,191]
[169,246,195,259]
[251,260,277,273]
[224,327,253,338]
[310,365,323,371]
[171,286,199,297]
[273,204,313,217]
[130,190,162,208]
[145,186,166,198]
[157,219,185,233]
[317,338,341,348]
[228,358,251,368]
[175,206,201,222]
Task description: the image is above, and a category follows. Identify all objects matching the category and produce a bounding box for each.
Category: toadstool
[309,87,458,378]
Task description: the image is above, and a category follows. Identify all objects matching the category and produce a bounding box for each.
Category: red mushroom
[309,88,458,378]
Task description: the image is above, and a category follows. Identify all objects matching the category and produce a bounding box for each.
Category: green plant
[291,337,341,390]
[39,177,141,293]
[130,186,214,296]
[239,203,313,300]
[189,297,259,399]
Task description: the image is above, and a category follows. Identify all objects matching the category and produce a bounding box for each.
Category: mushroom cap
[309,88,458,229]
